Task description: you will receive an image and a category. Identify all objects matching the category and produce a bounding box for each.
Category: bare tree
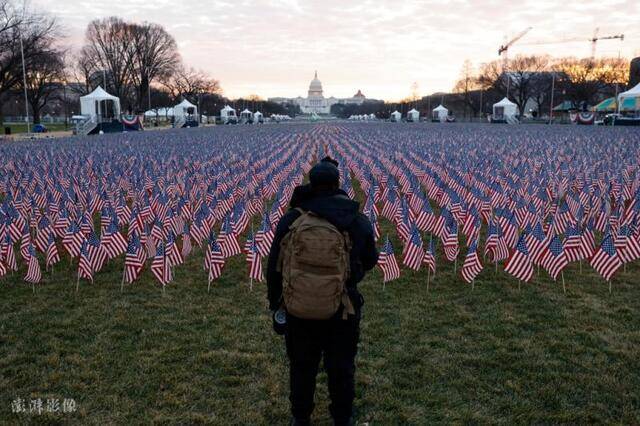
[80,17,136,103]
[130,22,180,111]
[554,57,629,107]
[478,55,550,116]
[453,59,481,118]
[529,71,556,117]
[162,65,220,104]
[0,0,58,123]
[18,47,66,123]
[66,50,100,96]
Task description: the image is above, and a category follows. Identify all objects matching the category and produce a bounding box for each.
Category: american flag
[493,227,510,262]
[218,216,241,258]
[102,220,127,259]
[78,240,94,282]
[35,216,52,253]
[0,251,6,278]
[423,238,436,274]
[526,222,548,265]
[441,220,459,262]
[1,120,640,290]
[1,234,17,271]
[151,242,173,285]
[24,244,41,284]
[255,213,274,257]
[190,216,206,247]
[205,232,225,282]
[62,222,84,258]
[244,232,254,256]
[45,232,60,269]
[402,227,424,271]
[415,197,436,232]
[166,231,184,267]
[590,233,622,281]
[124,233,145,284]
[614,224,640,264]
[461,239,482,283]
[504,233,533,282]
[563,223,590,262]
[484,219,498,260]
[247,236,263,282]
[378,236,400,282]
[539,235,568,281]
[87,230,107,272]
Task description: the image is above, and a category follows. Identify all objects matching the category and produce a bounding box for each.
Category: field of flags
[1,123,639,293]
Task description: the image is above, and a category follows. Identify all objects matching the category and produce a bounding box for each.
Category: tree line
[334,55,631,120]
[0,0,227,124]
[454,55,629,118]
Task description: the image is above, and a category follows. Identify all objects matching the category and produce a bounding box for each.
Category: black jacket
[266,185,378,311]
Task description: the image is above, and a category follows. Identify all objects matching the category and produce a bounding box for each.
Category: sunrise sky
[32,0,640,101]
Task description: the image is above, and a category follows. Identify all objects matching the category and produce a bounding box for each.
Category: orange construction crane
[498,27,533,57]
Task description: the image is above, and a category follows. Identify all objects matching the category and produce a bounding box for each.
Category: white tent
[492,97,518,121]
[220,105,237,123]
[407,108,419,122]
[369,113,376,120]
[80,86,120,121]
[240,109,253,122]
[618,83,640,111]
[432,104,448,122]
[173,99,198,120]
[390,110,401,122]
[253,111,264,123]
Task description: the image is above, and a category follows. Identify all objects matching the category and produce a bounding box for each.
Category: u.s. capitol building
[269,71,367,115]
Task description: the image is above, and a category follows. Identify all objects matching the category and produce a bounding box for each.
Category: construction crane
[590,28,624,58]
[498,27,533,56]
[498,27,532,99]
[520,28,624,59]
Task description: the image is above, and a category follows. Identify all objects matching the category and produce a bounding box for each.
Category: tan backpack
[278,208,354,320]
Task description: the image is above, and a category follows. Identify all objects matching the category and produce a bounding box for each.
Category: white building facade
[269,71,367,115]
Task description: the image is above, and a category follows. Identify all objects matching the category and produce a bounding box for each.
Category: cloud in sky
[33,0,640,100]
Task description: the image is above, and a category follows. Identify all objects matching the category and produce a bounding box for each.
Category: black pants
[285,311,360,424]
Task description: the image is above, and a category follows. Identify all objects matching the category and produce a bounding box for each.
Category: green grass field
[2,122,69,135]
[1,230,639,424]
[1,162,640,424]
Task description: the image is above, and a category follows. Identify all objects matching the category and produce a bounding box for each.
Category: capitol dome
[308,71,324,97]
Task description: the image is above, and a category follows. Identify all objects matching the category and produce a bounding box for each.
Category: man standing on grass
[267,157,378,426]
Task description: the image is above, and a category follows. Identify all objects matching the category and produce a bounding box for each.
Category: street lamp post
[548,72,556,125]
[19,30,30,135]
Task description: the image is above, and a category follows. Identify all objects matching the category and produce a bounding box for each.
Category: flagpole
[561,271,566,294]
[250,221,254,292]
[426,268,430,291]
[76,272,80,293]
[120,267,125,293]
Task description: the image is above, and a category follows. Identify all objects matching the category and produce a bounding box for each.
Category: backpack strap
[341,292,355,320]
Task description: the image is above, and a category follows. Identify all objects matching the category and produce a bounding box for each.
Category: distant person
[267,157,378,426]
